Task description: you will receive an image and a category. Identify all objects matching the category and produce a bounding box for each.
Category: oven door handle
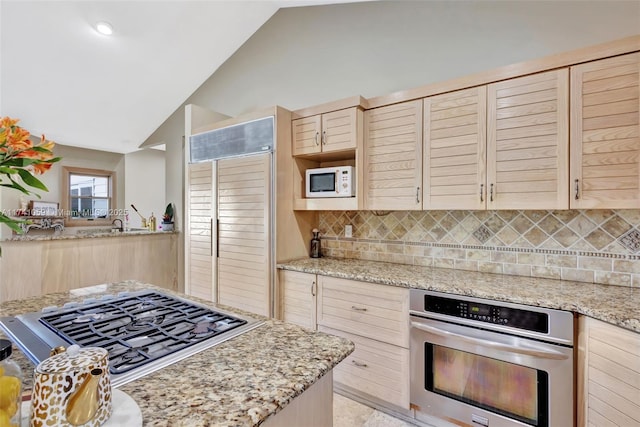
[411,321,569,360]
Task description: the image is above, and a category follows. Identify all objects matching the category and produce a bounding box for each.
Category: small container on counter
[310,228,321,258]
[148,212,157,232]
[0,339,23,427]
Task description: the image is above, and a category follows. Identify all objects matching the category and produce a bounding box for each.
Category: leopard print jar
[30,345,113,427]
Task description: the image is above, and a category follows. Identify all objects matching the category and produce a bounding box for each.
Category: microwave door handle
[410,321,568,360]
[335,171,339,194]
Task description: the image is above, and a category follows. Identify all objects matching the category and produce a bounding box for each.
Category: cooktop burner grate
[39,292,248,375]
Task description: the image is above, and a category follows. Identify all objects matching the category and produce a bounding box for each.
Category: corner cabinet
[570,52,640,209]
[364,100,423,210]
[317,276,410,412]
[578,316,640,426]
[278,270,317,330]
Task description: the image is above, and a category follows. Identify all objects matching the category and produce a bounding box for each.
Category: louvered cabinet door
[321,108,359,153]
[424,87,487,210]
[186,162,215,301]
[292,115,322,156]
[571,53,640,209]
[364,100,423,210]
[487,69,570,209]
[280,270,316,330]
[217,153,271,317]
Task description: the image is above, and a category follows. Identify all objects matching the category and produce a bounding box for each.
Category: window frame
[62,166,117,227]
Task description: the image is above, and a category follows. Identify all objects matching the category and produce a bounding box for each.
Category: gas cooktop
[0,290,262,387]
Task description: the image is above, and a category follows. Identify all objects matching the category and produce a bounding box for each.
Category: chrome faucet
[112,218,123,232]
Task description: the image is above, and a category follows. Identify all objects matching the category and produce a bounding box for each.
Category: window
[62,167,116,225]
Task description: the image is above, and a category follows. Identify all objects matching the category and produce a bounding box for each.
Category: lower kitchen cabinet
[317,275,410,410]
[578,316,640,426]
[278,270,317,330]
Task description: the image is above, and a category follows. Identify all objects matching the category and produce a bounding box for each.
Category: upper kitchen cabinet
[487,69,569,209]
[423,87,487,210]
[364,100,423,210]
[570,52,640,209]
[292,107,361,156]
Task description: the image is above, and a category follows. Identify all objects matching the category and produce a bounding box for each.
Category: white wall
[124,148,166,229]
[0,144,125,238]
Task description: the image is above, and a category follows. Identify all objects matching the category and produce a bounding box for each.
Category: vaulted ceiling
[0,1,367,154]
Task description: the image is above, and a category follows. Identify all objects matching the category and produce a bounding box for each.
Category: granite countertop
[278,257,640,334]
[0,281,354,426]
[5,229,178,242]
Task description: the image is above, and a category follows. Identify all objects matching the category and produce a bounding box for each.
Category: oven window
[309,173,335,192]
[426,344,548,426]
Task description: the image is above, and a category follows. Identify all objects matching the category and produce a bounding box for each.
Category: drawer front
[317,276,409,348]
[319,326,410,410]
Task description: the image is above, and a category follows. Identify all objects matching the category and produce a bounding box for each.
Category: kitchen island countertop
[278,257,640,334]
[0,281,354,427]
[4,228,178,242]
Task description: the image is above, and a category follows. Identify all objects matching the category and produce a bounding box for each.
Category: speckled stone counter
[278,257,640,334]
[5,229,178,241]
[0,281,354,427]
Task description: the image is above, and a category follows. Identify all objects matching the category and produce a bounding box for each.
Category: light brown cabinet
[578,316,640,427]
[278,270,316,330]
[292,108,361,156]
[316,275,410,410]
[487,69,570,209]
[570,52,640,209]
[423,87,487,210]
[364,100,423,210]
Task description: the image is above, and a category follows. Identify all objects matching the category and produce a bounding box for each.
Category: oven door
[410,315,574,427]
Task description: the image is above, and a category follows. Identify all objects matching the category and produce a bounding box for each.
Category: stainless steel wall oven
[410,290,575,427]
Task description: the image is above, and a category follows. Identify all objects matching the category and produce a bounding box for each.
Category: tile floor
[333,393,417,427]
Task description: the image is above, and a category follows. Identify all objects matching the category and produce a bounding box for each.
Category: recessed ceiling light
[95,22,113,36]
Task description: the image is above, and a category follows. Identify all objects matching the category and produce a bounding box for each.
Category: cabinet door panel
[187,162,215,301]
[322,108,358,152]
[217,154,271,317]
[280,270,316,330]
[292,115,321,156]
[424,87,486,210]
[364,100,423,210]
[488,69,569,209]
[571,53,640,209]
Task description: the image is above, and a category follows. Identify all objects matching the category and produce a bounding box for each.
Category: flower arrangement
[0,117,60,235]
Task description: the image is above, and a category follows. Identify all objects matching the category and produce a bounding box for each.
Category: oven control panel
[424,294,549,333]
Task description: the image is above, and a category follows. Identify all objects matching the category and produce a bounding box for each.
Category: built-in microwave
[306,166,355,198]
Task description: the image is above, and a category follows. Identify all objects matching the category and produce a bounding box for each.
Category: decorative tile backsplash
[318,210,640,287]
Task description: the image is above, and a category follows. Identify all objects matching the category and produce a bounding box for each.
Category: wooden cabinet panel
[319,326,410,410]
[317,276,409,348]
[579,316,640,427]
[364,100,423,210]
[571,53,640,209]
[279,270,316,330]
[217,153,271,317]
[292,115,321,156]
[424,87,487,209]
[186,162,215,301]
[487,69,569,209]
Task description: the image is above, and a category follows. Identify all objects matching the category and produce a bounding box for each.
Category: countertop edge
[4,230,179,242]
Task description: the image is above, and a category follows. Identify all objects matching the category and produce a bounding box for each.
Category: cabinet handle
[416,186,420,204]
[490,183,494,202]
[314,131,319,146]
[322,130,327,145]
[575,179,580,200]
[311,281,316,297]
[480,183,484,202]
[210,218,214,257]
[351,305,367,312]
[351,360,368,368]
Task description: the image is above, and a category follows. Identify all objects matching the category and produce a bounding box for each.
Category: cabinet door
[578,316,640,427]
[279,270,316,330]
[424,87,487,210]
[186,162,215,301]
[321,108,359,153]
[487,69,569,209]
[292,115,322,156]
[571,53,640,209]
[217,153,271,317]
[364,100,423,210]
